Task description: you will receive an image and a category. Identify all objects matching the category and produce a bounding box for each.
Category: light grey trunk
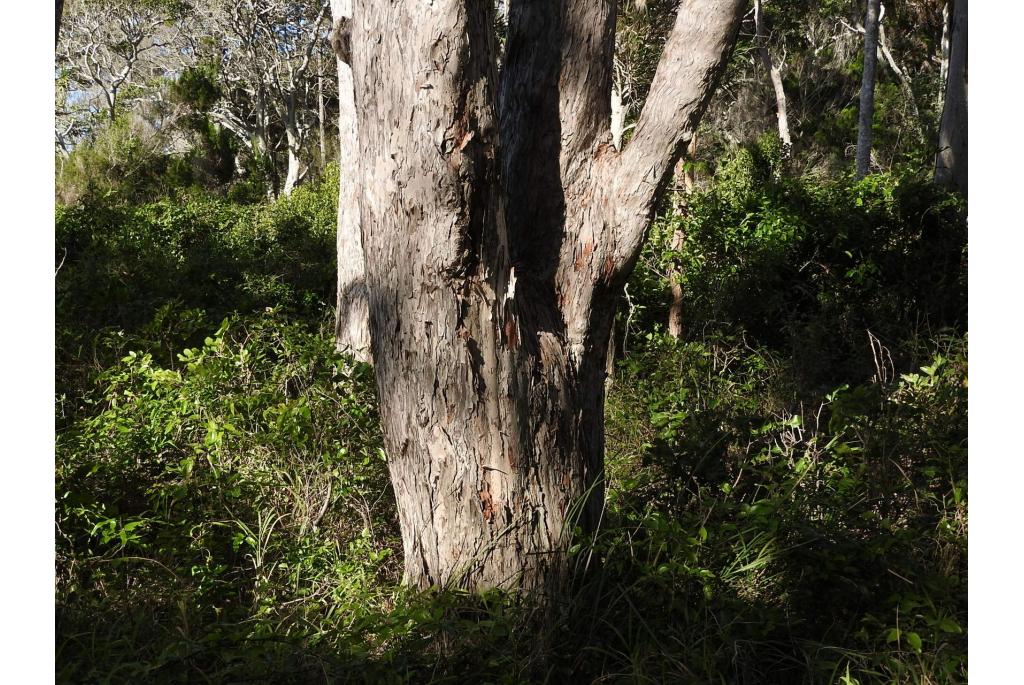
[330,0,371,363]
[934,0,967,196]
[936,2,950,114]
[855,0,881,178]
[351,0,744,594]
[282,105,305,196]
[878,22,924,147]
[318,54,327,167]
[754,0,791,155]
[283,132,302,196]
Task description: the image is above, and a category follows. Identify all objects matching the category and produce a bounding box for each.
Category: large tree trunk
[330,0,371,363]
[855,0,881,178]
[351,0,744,593]
[934,0,967,196]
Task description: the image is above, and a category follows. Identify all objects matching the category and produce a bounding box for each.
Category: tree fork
[350,0,745,593]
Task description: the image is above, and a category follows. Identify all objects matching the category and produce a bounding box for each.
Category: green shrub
[601,331,967,684]
[56,308,396,683]
[632,161,966,389]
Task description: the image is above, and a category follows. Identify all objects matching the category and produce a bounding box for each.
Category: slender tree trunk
[351,0,744,593]
[330,0,371,363]
[878,22,924,148]
[667,229,686,339]
[935,0,966,196]
[668,136,698,339]
[936,2,950,114]
[754,0,791,156]
[318,53,327,167]
[283,129,302,196]
[855,0,881,178]
[254,93,279,198]
[282,90,305,196]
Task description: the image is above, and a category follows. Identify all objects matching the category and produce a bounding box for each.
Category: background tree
[56,0,188,131]
[330,0,370,362]
[855,0,881,177]
[754,0,791,155]
[204,0,330,196]
[934,0,966,195]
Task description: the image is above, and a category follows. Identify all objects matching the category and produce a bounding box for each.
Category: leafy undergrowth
[56,311,966,684]
[56,165,966,683]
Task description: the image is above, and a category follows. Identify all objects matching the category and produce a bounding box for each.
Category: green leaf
[937,617,962,634]
[905,631,922,652]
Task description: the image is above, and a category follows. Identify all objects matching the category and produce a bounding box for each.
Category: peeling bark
[351,0,744,593]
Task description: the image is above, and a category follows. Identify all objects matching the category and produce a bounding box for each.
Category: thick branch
[611,0,746,271]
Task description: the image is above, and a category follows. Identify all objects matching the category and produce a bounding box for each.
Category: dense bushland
[56,151,966,682]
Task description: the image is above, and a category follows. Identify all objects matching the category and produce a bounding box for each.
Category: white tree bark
[331,0,370,363]
[754,0,791,155]
[282,126,303,196]
[611,84,626,150]
[937,2,950,114]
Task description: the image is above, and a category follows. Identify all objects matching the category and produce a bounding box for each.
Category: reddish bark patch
[602,253,616,279]
[478,486,495,522]
[504,314,519,349]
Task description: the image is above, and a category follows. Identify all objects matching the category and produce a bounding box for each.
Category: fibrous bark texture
[934,0,966,196]
[855,0,881,178]
[350,0,744,593]
[331,0,371,363]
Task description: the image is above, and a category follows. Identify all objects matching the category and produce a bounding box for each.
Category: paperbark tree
[855,0,881,178]
[934,0,966,196]
[57,0,182,126]
[754,0,791,156]
[206,0,328,196]
[330,0,371,362]
[349,0,745,593]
